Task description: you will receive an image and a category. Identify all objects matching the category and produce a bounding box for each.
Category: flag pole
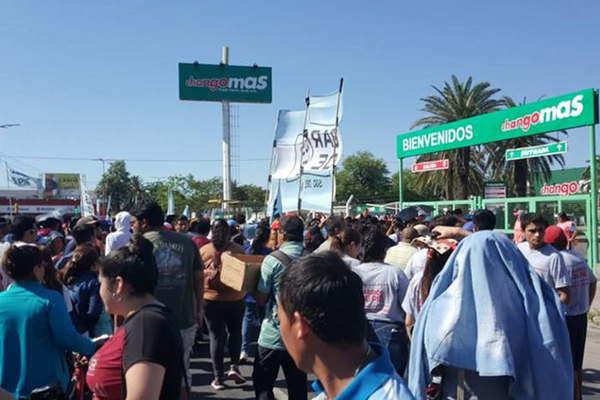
[265,112,281,216]
[330,78,344,215]
[297,89,310,214]
[5,162,12,219]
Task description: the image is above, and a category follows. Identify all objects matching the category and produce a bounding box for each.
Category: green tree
[233,184,267,209]
[96,160,132,212]
[390,170,437,202]
[485,96,566,197]
[335,151,390,203]
[412,75,504,199]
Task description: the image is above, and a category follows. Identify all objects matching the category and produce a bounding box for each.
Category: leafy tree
[335,151,390,203]
[411,75,504,199]
[485,96,566,196]
[233,184,267,209]
[96,160,132,212]
[390,170,437,202]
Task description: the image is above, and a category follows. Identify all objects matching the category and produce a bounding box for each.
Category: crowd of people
[0,202,595,399]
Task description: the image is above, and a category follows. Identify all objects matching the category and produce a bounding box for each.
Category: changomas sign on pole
[179,63,272,103]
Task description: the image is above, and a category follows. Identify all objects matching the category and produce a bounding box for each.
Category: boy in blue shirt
[277,251,414,400]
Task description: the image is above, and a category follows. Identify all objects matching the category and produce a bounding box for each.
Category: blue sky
[1,1,600,189]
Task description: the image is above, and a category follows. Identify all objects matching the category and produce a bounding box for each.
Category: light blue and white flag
[167,190,176,216]
[8,168,42,190]
[267,86,343,214]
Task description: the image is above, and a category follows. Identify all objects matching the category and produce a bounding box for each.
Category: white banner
[270,91,343,179]
[80,175,95,217]
[7,167,41,190]
[267,87,343,214]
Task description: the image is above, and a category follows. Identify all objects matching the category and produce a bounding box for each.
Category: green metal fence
[404,194,595,265]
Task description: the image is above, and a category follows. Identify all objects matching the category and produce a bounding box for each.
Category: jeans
[204,300,245,379]
[368,320,409,376]
[241,300,266,356]
[180,324,198,386]
[252,346,307,400]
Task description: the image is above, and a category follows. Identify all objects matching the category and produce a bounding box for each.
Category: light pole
[0,124,20,218]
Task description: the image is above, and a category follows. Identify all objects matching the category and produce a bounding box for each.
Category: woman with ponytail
[59,242,102,335]
[329,227,361,267]
[401,237,457,337]
[86,234,185,400]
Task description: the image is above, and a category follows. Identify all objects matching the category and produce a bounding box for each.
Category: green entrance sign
[505,141,568,161]
[179,63,272,103]
[396,89,597,158]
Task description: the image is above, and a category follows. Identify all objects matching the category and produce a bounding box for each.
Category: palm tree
[411,75,504,199]
[485,97,566,197]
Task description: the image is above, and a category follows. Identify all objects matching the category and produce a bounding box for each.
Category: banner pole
[330,78,344,215]
[265,113,280,216]
[297,89,310,214]
[5,162,12,219]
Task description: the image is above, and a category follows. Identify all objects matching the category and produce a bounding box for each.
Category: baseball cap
[544,225,567,248]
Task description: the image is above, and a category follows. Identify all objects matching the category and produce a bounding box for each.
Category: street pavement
[189,298,600,399]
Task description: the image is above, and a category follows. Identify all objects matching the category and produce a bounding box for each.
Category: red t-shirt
[86,327,126,400]
[192,235,210,249]
[86,303,184,400]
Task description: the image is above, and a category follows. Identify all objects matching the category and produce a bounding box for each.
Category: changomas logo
[185,75,269,92]
[501,94,584,133]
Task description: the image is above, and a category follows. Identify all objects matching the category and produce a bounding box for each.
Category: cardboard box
[220,252,265,292]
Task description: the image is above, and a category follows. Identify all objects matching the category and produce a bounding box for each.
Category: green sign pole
[590,123,598,266]
[399,159,404,209]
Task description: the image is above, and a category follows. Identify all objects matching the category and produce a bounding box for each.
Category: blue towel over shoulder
[408,231,573,399]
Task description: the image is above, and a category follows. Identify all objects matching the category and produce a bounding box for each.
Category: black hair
[558,211,569,221]
[98,234,158,296]
[401,227,419,243]
[324,215,345,236]
[330,227,361,256]
[3,244,42,281]
[72,225,95,245]
[521,213,548,231]
[304,225,325,253]
[60,243,99,285]
[431,215,461,228]
[420,248,454,303]
[165,214,176,225]
[211,219,231,252]
[189,218,210,235]
[11,216,36,241]
[282,215,304,242]
[279,251,367,348]
[360,224,387,263]
[38,245,63,293]
[177,215,189,222]
[250,221,270,255]
[234,213,246,225]
[131,200,164,228]
[473,209,496,231]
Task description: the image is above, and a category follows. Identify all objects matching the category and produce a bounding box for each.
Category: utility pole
[221,47,232,212]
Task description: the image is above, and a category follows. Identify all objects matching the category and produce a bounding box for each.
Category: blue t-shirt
[312,344,414,399]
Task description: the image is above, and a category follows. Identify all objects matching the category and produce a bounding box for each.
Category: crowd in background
[0,202,595,399]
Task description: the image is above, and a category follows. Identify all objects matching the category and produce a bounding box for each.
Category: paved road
[190,302,600,399]
[189,340,314,400]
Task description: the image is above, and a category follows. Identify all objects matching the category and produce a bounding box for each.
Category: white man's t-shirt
[517,242,571,289]
[560,249,596,316]
[403,248,428,281]
[352,262,409,323]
